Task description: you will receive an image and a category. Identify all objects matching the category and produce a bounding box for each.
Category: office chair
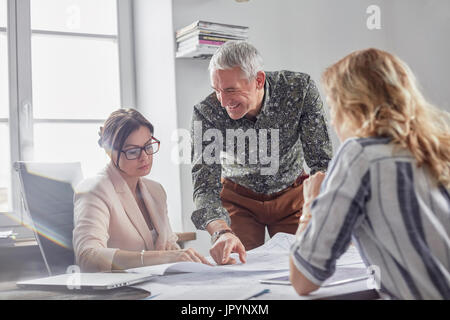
[14,162,83,276]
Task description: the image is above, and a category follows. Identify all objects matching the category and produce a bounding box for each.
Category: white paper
[336,245,365,266]
[128,232,365,276]
[262,266,368,287]
[0,230,14,239]
[129,233,297,275]
[132,233,369,300]
[251,232,294,253]
[129,261,227,276]
[128,251,289,275]
[135,270,284,300]
[323,267,368,287]
[134,267,370,300]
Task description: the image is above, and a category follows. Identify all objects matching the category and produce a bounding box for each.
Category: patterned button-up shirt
[191,70,332,230]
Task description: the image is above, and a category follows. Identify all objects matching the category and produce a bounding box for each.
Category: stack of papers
[128,232,295,276]
[130,233,369,300]
[175,20,249,58]
[128,232,365,276]
[0,230,17,246]
[128,250,289,276]
[0,230,15,238]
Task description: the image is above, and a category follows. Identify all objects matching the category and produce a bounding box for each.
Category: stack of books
[0,230,17,247]
[175,20,249,59]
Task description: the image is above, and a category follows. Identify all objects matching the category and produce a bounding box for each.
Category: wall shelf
[175,20,249,59]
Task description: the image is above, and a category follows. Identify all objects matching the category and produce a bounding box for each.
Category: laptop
[17,272,154,290]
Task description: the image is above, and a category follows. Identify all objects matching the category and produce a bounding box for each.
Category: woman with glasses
[73,108,210,272]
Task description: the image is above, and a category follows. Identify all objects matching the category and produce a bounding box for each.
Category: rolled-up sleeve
[290,139,370,285]
[73,190,118,272]
[299,78,332,174]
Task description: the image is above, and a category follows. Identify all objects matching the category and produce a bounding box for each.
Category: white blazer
[73,162,179,272]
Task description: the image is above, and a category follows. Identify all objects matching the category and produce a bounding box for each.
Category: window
[30,0,120,178]
[0,0,6,28]
[1,0,135,225]
[0,0,10,213]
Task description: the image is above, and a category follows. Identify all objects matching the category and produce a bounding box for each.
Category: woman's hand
[166,241,181,251]
[297,172,326,236]
[167,248,212,265]
[303,171,326,205]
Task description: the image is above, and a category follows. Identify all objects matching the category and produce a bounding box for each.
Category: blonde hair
[321,48,450,188]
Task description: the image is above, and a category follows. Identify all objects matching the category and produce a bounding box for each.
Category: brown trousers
[220,174,308,250]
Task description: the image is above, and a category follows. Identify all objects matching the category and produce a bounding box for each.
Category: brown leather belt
[221,173,309,202]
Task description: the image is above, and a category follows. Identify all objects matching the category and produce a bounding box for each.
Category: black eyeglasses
[121,137,160,160]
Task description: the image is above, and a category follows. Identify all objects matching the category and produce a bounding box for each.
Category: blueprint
[130,233,371,300]
[128,232,365,276]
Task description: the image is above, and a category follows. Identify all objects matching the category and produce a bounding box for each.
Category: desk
[0,232,378,300]
[0,281,149,300]
[131,235,380,300]
[131,270,379,300]
[0,243,150,300]
[0,273,378,300]
[0,232,196,248]
[0,231,195,300]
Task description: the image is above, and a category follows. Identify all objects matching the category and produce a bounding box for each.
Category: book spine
[197,20,249,31]
[176,24,248,38]
[175,20,200,37]
[199,35,240,41]
[198,39,226,46]
[176,44,219,58]
[178,38,226,51]
[177,30,247,42]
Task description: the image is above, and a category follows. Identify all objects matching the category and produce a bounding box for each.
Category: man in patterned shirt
[191,41,332,265]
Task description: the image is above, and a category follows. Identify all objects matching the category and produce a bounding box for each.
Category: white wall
[384,0,450,112]
[172,0,389,254]
[132,0,450,255]
[133,0,182,232]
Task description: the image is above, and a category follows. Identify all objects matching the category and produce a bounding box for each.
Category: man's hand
[210,232,247,265]
[206,219,247,265]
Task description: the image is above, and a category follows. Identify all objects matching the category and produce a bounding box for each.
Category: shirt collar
[256,79,271,120]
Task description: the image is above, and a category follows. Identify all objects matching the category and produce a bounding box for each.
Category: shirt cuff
[191,206,230,230]
[290,243,334,286]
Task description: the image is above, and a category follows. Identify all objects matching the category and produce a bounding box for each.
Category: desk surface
[0,232,196,300]
[0,232,196,248]
[131,269,379,300]
[0,244,150,300]
[0,275,378,300]
[1,232,378,300]
[0,280,150,300]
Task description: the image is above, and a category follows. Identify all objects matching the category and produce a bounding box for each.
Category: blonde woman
[73,108,210,272]
[289,48,450,299]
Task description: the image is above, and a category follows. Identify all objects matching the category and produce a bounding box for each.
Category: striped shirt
[290,136,450,299]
